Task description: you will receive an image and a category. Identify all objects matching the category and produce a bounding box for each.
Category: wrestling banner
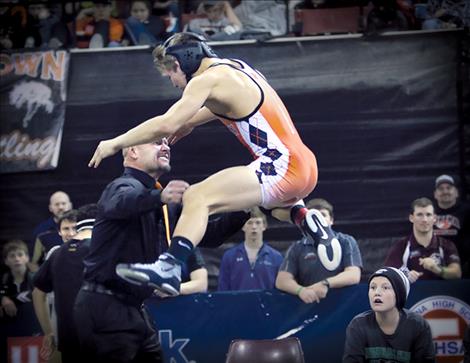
[0,50,69,173]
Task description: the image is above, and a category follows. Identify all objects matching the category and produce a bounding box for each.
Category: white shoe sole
[116,267,179,296]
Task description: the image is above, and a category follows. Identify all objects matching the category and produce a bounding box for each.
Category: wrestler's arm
[89,75,216,167]
[169,106,217,144]
[187,106,217,127]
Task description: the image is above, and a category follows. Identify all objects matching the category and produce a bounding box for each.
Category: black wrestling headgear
[163,32,218,81]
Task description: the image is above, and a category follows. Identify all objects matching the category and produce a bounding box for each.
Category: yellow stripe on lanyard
[156,181,171,246]
[162,204,171,246]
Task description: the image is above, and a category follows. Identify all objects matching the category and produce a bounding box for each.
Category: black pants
[61,349,86,363]
[74,289,163,363]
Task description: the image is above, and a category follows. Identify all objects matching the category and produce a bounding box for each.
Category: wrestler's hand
[168,126,194,145]
[88,139,120,168]
[161,180,190,204]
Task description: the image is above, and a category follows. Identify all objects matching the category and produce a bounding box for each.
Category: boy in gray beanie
[343,267,435,363]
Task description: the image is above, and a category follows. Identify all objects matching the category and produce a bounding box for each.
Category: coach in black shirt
[75,139,248,362]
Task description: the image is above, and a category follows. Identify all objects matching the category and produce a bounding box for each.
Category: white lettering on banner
[158,330,193,363]
[0,51,67,82]
[411,295,470,363]
[0,130,56,168]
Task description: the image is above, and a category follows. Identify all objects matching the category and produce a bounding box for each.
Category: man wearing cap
[343,267,435,362]
[433,174,470,277]
[385,197,461,283]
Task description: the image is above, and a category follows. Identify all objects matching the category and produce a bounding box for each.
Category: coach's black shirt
[84,167,250,303]
[83,167,164,301]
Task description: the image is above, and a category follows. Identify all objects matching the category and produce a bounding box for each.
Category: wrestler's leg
[271,202,338,249]
[116,166,262,295]
[172,165,262,245]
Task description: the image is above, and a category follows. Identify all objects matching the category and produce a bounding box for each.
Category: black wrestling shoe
[301,209,338,248]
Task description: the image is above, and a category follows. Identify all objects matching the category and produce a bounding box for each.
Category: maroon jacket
[384,234,460,280]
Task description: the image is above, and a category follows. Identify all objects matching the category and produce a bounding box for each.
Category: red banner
[7,336,46,363]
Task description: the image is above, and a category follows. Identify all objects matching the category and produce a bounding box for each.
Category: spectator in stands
[385,197,462,282]
[295,0,328,10]
[23,1,70,49]
[365,0,408,34]
[0,2,26,50]
[176,248,209,294]
[57,210,78,244]
[276,198,362,304]
[30,191,73,271]
[33,204,97,363]
[75,0,124,48]
[152,0,180,33]
[343,267,435,363]
[187,0,242,41]
[1,240,34,318]
[416,0,469,30]
[234,0,287,38]
[433,174,470,277]
[396,0,419,29]
[31,208,77,272]
[218,207,283,291]
[124,0,168,46]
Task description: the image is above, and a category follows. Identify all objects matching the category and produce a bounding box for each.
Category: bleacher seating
[295,7,362,35]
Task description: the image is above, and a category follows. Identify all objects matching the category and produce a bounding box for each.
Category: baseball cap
[435,174,455,188]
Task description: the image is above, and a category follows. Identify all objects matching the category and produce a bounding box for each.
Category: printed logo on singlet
[410,296,470,362]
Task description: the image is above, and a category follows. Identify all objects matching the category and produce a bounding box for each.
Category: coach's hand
[161,180,190,204]
[89,139,120,168]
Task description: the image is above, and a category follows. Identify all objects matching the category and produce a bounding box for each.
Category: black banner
[0,31,466,252]
[0,50,69,173]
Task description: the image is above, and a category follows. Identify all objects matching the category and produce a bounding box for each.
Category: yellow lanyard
[156,182,171,246]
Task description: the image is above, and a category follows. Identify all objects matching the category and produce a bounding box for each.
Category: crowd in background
[0,172,468,363]
[1,173,468,354]
[1,0,469,51]
[1,1,469,362]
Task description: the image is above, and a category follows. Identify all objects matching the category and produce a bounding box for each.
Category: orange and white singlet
[210,59,318,209]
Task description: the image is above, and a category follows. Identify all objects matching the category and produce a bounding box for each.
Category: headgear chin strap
[163,32,218,81]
